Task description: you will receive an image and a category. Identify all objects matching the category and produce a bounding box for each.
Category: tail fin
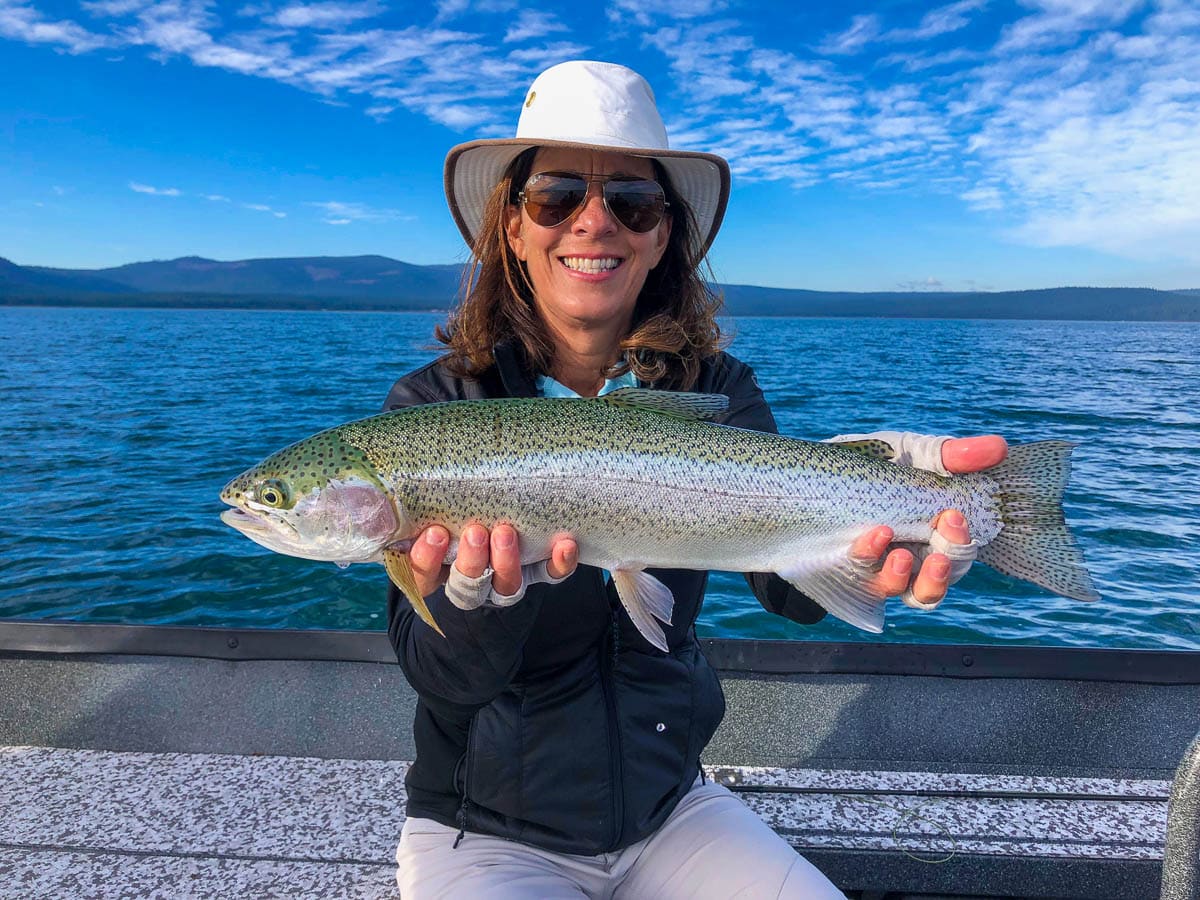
[976,441,1099,602]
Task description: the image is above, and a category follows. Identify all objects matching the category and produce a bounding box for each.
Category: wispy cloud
[266,2,381,29]
[890,0,989,41]
[897,277,947,291]
[606,0,727,28]
[308,200,405,224]
[816,14,882,55]
[243,202,286,217]
[129,181,181,196]
[502,9,566,43]
[997,0,1146,51]
[0,1,112,52]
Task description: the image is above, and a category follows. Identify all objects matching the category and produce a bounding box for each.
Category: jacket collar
[492,340,540,398]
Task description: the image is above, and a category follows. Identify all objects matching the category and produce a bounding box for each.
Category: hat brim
[444,139,731,257]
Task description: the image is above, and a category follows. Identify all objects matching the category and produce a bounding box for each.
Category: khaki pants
[395,779,845,899]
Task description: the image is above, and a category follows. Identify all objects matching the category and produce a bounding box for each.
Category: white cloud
[203,193,230,202]
[606,0,727,28]
[0,2,112,52]
[129,181,181,196]
[892,0,989,41]
[268,2,380,29]
[81,0,152,15]
[997,0,1145,51]
[897,277,947,291]
[816,14,882,55]
[502,9,567,43]
[308,200,405,224]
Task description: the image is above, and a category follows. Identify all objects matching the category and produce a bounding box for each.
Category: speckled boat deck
[0,746,1171,898]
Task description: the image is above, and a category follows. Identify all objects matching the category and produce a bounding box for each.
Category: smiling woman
[373,60,1009,899]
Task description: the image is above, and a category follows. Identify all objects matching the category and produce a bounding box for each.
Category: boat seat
[2,744,1196,899]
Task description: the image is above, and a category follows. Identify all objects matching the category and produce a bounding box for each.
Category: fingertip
[851,525,894,561]
[560,539,578,570]
[925,554,951,581]
[887,548,914,576]
[943,434,1009,473]
[935,509,971,543]
[464,523,488,548]
[492,523,516,552]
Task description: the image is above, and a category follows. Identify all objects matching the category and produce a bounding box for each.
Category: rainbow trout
[220,389,1098,650]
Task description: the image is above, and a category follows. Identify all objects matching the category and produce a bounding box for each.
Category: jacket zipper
[601,573,623,851]
[453,718,475,848]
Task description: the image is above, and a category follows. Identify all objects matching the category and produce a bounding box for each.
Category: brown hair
[434,149,726,390]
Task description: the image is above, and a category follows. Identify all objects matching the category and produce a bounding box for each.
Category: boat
[1,619,1197,899]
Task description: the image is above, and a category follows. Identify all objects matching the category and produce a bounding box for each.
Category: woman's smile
[558,255,624,276]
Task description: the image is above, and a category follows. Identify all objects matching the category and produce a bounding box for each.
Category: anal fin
[611,569,674,653]
[777,552,888,633]
[384,547,446,639]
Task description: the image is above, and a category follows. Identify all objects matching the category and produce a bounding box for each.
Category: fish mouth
[220,505,299,540]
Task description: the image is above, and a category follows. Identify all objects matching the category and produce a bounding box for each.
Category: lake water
[1,307,1197,649]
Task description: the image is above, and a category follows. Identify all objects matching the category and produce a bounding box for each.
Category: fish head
[220,427,402,564]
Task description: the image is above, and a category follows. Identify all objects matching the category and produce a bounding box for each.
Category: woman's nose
[571,182,617,234]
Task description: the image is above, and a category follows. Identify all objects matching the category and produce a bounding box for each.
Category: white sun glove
[825,430,979,610]
[444,560,571,611]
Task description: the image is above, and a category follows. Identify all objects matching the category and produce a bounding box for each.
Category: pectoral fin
[611,569,674,653]
[776,551,888,633]
[383,547,446,639]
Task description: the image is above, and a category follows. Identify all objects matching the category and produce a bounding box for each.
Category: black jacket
[382,343,824,854]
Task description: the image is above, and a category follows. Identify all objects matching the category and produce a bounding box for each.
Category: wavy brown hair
[435,148,726,390]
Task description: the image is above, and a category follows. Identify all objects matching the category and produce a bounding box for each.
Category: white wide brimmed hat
[444,60,731,255]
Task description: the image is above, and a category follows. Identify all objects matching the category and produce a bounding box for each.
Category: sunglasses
[517,171,670,233]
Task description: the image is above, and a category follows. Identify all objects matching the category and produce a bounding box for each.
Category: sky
[2,0,1199,292]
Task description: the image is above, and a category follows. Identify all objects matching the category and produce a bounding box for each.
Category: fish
[220,388,1098,651]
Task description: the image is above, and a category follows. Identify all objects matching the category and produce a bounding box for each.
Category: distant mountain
[3,254,464,309]
[719,283,1200,321]
[0,256,133,295]
[2,255,1198,320]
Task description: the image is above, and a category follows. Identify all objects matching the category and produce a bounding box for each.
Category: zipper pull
[453,798,467,848]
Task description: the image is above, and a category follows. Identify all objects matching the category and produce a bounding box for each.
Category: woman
[384,61,1004,898]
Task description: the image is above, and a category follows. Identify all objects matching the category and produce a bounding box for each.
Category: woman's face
[505,147,671,338]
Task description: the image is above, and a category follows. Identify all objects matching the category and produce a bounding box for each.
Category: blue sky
[2,0,1198,292]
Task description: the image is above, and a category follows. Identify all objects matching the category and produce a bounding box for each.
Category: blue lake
[1,307,1197,649]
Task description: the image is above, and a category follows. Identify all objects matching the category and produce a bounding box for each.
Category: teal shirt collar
[535,370,639,398]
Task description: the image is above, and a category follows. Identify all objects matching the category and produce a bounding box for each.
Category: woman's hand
[849,434,1008,607]
[407,522,579,602]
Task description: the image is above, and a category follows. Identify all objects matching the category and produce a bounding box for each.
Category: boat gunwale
[1,618,1197,685]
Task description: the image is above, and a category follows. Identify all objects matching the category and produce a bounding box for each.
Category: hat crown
[515,60,670,151]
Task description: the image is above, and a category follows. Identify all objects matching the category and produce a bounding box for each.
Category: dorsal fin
[830,438,896,461]
[598,388,729,421]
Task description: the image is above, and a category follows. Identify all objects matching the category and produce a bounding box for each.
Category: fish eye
[256,479,291,508]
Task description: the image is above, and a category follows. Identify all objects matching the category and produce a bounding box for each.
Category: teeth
[561,257,621,273]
